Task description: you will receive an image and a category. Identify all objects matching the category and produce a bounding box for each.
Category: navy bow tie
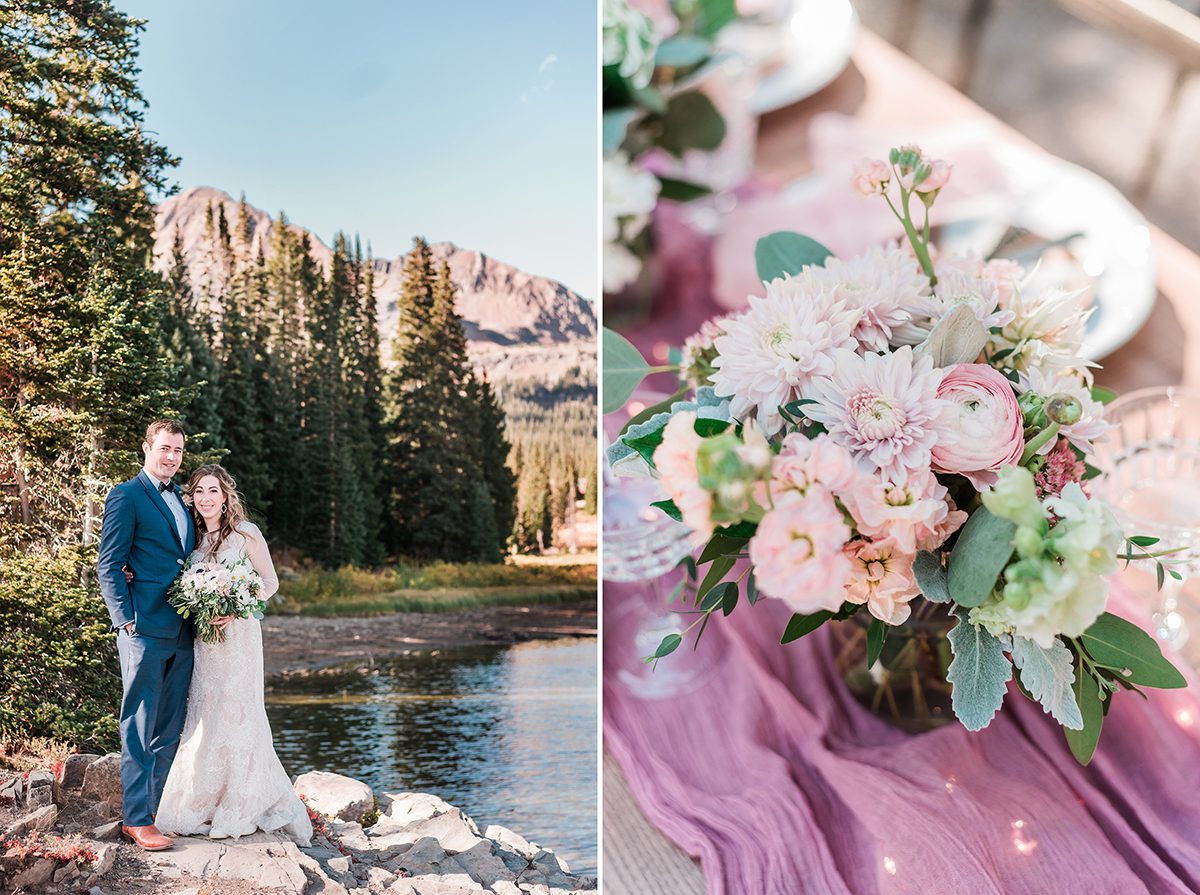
[158,481,172,493]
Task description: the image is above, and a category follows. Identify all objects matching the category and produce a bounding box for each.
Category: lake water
[265,637,597,877]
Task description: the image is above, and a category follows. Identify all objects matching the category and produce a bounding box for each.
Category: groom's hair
[144,419,186,443]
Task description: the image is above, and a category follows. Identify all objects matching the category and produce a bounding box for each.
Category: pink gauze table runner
[605,115,1200,894]
[604,581,1200,895]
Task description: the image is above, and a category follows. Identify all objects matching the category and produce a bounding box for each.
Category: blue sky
[124,0,598,296]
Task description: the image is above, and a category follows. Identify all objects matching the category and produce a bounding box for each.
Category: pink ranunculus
[931,363,1025,490]
[748,489,852,615]
[851,158,891,197]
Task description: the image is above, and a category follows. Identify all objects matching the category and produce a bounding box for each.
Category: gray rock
[445,840,514,887]
[81,753,123,805]
[384,793,459,827]
[531,848,570,873]
[328,854,354,874]
[10,856,56,889]
[331,818,372,850]
[139,833,310,892]
[91,841,118,877]
[493,844,531,875]
[405,874,486,894]
[390,836,451,876]
[294,771,375,823]
[0,774,22,808]
[489,883,523,895]
[54,860,81,883]
[88,887,107,895]
[27,768,54,790]
[517,865,579,891]
[483,824,538,859]
[2,803,58,838]
[61,753,102,789]
[365,865,396,891]
[575,876,598,891]
[26,782,54,808]
[372,809,484,854]
[91,821,121,841]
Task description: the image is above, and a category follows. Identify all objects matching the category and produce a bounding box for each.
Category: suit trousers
[115,626,194,826]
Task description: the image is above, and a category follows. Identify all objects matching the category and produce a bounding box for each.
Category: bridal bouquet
[604,145,1186,763]
[168,554,267,644]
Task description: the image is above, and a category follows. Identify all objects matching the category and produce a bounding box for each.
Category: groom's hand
[122,565,134,584]
[123,622,135,635]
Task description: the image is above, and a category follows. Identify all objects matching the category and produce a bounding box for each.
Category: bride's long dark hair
[183,464,249,558]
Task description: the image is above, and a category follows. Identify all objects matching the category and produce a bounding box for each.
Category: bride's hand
[211,615,235,631]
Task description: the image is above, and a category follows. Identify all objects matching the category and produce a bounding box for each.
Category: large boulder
[293,771,374,823]
[80,753,122,806]
[369,795,483,854]
[383,792,458,827]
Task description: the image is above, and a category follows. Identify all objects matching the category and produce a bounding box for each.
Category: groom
[97,419,197,851]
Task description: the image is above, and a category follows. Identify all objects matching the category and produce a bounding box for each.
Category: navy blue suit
[97,471,196,826]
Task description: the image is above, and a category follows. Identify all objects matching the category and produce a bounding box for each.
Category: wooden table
[602,28,1200,894]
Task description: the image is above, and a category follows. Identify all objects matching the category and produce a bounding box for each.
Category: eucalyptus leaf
[780,610,833,644]
[650,498,682,522]
[1064,664,1106,765]
[720,581,739,616]
[602,328,652,414]
[946,609,1012,731]
[657,175,712,203]
[696,555,735,602]
[947,507,1016,608]
[754,231,833,284]
[655,35,711,68]
[602,108,639,157]
[618,384,689,437]
[746,572,758,606]
[866,619,887,669]
[653,633,683,659]
[912,550,950,603]
[698,533,746,564]
[1080,612,1187,689]
[658,91,726,156]
[700,581,735,612]
[1010,636,1084,729]
[696,0,737,36]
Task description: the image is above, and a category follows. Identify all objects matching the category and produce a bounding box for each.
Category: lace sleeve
[239,522,279,600]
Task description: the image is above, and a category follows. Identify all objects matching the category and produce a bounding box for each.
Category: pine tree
[471,373,516,560]
[0,1,180,547]
[162,230,223,450]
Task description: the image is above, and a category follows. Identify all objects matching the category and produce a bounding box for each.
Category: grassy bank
[271,557,597,617]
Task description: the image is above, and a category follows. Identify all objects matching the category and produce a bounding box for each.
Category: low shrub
[0,546,120,752]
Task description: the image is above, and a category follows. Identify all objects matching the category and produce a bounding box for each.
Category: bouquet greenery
[168,553,267,644]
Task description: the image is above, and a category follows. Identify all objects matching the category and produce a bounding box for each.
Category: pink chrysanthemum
[844,537,920,625]
[710,276,861,436]
[891,252,1018,346]
[748,489,852,614]
[804,346,955,483]
[801,246,930,352]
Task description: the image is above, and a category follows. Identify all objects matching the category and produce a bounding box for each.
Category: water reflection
[265,638,597,876]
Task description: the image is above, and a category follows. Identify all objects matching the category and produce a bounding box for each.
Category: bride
[155,463,312,845]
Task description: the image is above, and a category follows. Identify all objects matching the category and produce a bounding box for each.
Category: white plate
[725,0,859,115]
[935,144,1156,362]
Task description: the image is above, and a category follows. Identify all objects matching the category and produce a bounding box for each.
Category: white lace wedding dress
[156,521,313,845]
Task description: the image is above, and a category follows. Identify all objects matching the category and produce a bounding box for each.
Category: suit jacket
[97,470,197,638]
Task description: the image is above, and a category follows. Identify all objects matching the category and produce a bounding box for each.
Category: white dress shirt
[144,469,189,547]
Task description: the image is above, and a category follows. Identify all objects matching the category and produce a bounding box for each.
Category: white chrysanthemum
[804,346,955,483]
[1016,366,1111,456]
[891,252,1017,346]
[989,286,1092,375]
[602,0,659,89]
[604,240,643,293]
[801,246,929,352]
[710,276,860,435]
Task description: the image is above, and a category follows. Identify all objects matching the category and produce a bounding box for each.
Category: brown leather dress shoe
[121,824,173,851]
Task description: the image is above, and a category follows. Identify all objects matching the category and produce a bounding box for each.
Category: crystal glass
[601,467,692,583]
[1093,386,1200,648]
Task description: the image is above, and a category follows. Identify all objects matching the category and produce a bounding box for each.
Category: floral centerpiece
[168,553,267,644]
[604,145,1187,763]
[603,0,740,294]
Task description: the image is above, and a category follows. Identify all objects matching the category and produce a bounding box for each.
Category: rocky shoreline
[261,602,597,677]
[0,757,596,894]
